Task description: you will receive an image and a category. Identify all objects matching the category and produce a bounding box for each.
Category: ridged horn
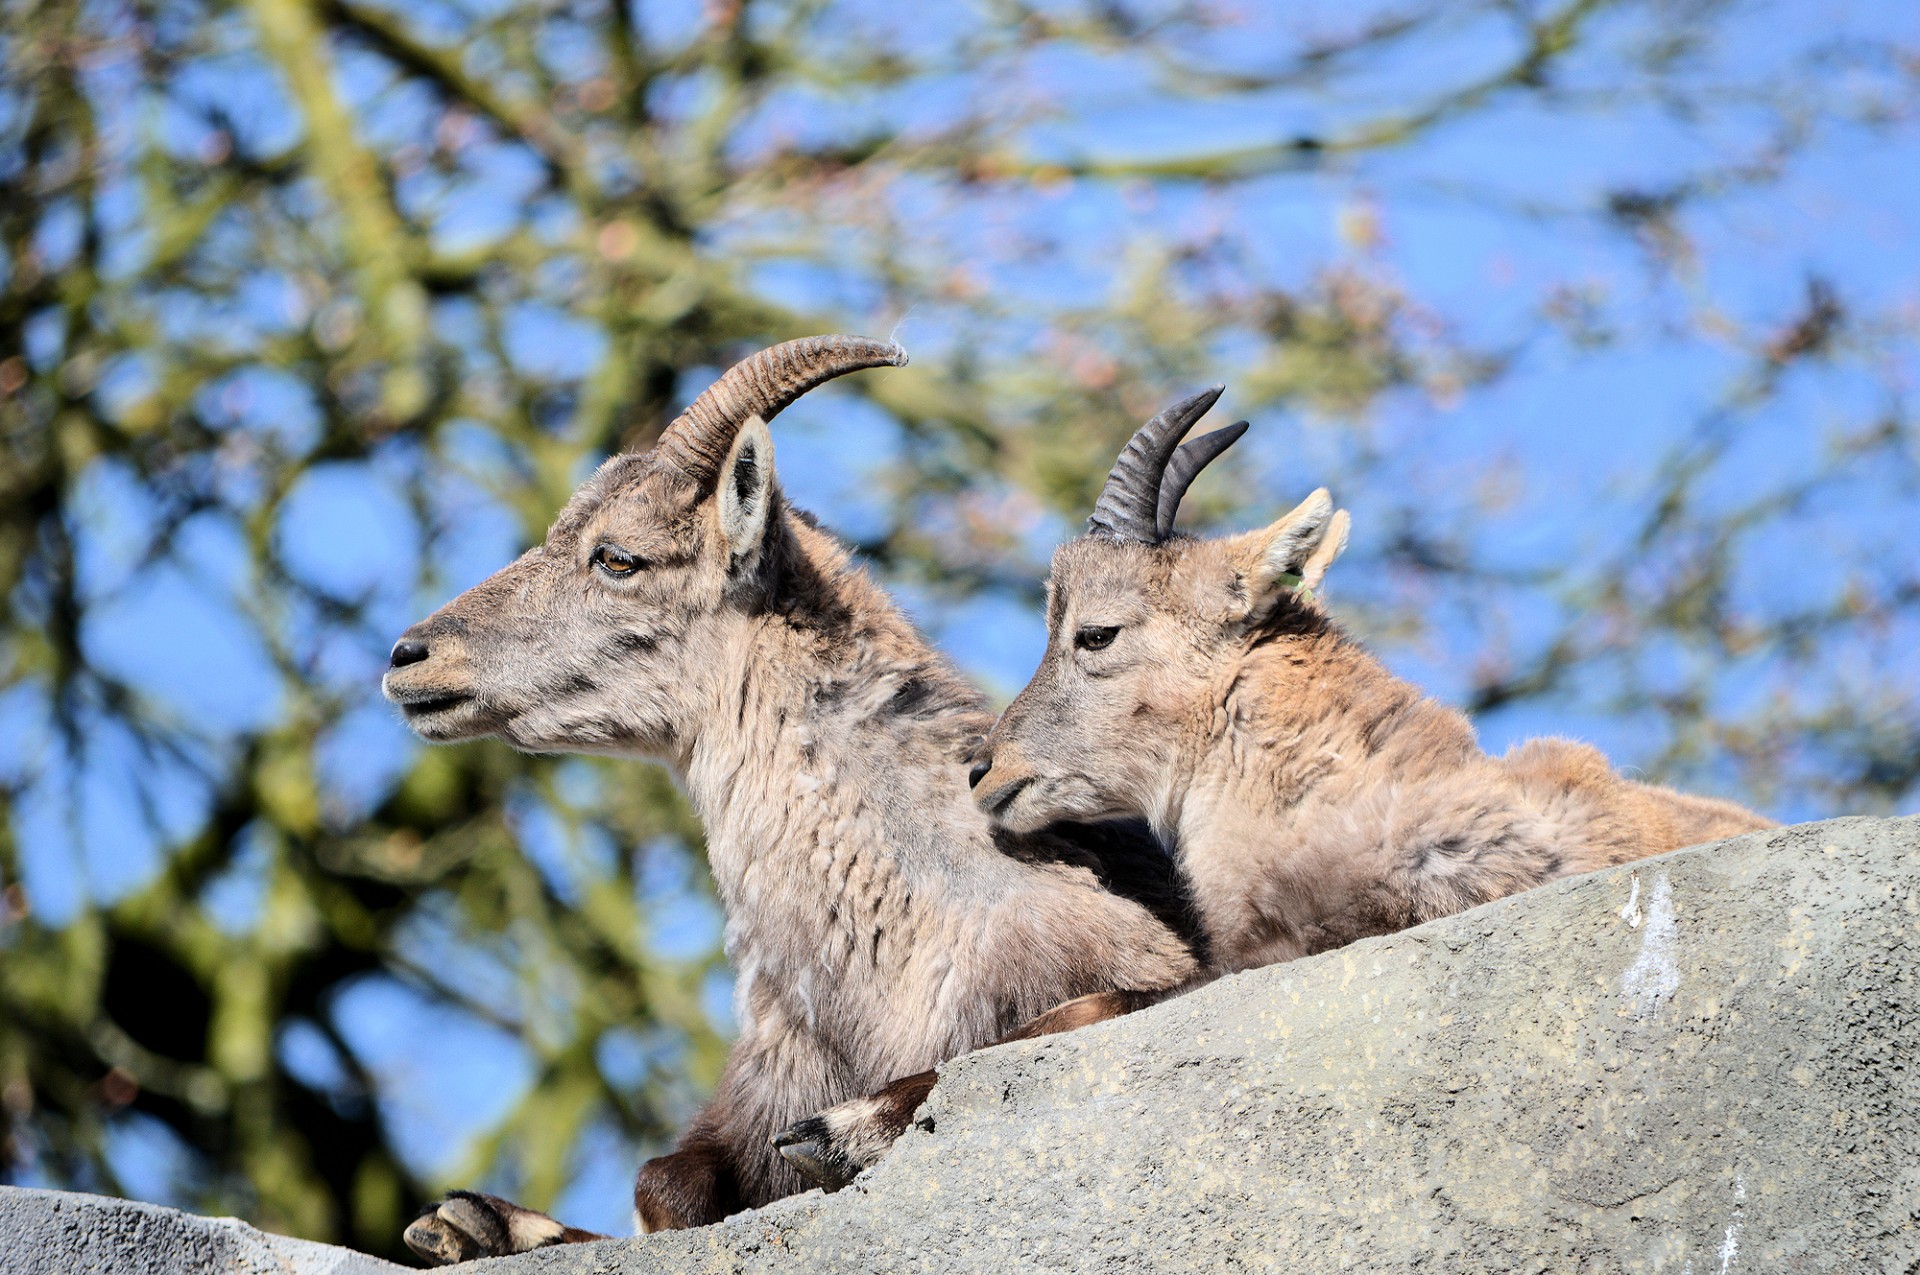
[1086,385,1224,542]
[656,335,908,484]
[1155,420,1249,538]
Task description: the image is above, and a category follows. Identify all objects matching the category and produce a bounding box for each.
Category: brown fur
[973,488,1776,972]
[383,351,1200,1260]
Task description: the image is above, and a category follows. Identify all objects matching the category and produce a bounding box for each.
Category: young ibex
[381,337,1202,1262]
[791,387,1776,1181]
[972,386,1775,972]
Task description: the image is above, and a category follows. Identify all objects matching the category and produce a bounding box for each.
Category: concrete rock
[7,817,1918,1273]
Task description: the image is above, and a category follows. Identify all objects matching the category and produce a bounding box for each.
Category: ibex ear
[1298,508,1350,591]
[1245,488,1349,608]
[718,415,775,570]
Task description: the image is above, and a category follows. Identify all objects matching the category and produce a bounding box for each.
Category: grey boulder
[5,815,1916,1273]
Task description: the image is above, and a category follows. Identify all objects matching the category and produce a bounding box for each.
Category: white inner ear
[1252,487,1334,599]
[1299,508,1350,590]
[719,414,774,566]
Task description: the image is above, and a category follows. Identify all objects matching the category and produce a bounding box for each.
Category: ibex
[381,337,1203,1262]
[790,386,1776,1181]
[974,385,1776,970]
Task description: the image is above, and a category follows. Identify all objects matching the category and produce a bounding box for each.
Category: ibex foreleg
[632,1128,744,1232]
[772,1067,938,1191]
[402,1129,744,1264]
[403,1191,607,1265]
[773,984,1190,1190]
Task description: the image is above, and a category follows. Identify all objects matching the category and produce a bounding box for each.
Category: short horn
[1155,420,1249,537]
[1087,385,1224,542]
[656,335,908,484]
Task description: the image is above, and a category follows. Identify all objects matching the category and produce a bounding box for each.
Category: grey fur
[382,337,1198,1259]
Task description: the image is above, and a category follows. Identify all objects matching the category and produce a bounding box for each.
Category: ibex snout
[381,617,484,740]
[975,674,1140,832]
[968,733,1044,828]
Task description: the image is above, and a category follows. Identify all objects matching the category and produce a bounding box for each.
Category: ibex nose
[389,638,430,669]
[968,756,992,789]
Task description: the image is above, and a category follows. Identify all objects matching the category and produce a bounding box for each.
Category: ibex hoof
[405,1196,494,1265]
[403,1191,565,1265]
[772,1115,860,1192]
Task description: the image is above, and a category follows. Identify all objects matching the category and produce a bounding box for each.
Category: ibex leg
[404,1191,609,1265]
[774,984,1193,1190]
[632,1125,745,1232]
[404,1117,745,1261]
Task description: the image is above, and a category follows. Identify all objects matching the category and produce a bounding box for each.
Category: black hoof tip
[772,1116,855,1191]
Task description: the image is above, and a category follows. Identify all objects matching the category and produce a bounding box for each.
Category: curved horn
[1155,420,1249,538]
[656,335,908,484]
[1086,385,1224,541]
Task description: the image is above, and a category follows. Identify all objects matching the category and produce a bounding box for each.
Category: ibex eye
[592,545,641,576]
[1075,626,1118,651]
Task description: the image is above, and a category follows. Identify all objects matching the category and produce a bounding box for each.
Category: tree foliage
[1,0,1915,1256]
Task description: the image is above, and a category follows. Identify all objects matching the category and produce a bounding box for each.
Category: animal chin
[982,775,1052,831]
[394,691,484,740]
[997,774,1119,833]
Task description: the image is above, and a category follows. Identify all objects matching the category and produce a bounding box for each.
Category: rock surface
[0,1185,405,1274]
[6,816,1917,1273]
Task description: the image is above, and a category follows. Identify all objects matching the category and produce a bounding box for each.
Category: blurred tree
[1,0,1915,1258]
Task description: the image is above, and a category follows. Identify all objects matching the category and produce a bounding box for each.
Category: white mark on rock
[1619,873,1642,928]
[1718,1176,1745,1274]
[1620,872,1678,1018]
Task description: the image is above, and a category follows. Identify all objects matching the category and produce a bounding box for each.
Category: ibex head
[381,335,906,757]
[970,387,1350,833]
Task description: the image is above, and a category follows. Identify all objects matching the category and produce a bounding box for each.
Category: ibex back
[382,338,1200,1262]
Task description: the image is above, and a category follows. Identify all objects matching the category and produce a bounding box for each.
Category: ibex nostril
[389,638,430,669]
[968,758,992,789]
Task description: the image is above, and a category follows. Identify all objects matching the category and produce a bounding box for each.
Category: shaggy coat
[383,339,1200,1262]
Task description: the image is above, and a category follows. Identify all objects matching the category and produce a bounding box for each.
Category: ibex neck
[681,521,991,908]
[1166,627,1483,966]
[1190,632,1475,818]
